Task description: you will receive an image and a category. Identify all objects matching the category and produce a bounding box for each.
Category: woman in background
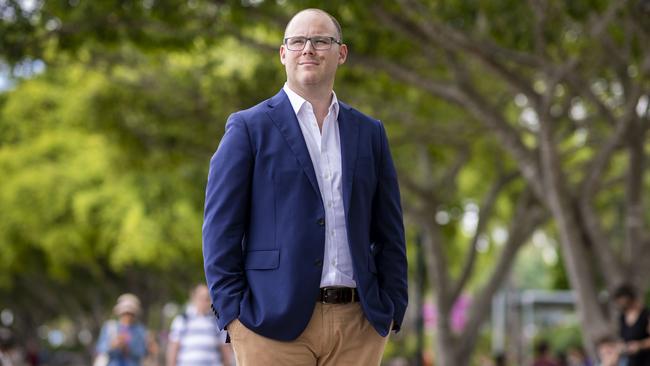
[95,293,148,366]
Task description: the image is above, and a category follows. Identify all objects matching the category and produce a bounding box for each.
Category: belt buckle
[321,288,331,304]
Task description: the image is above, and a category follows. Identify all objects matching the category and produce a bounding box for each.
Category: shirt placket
[304,103,333,284]
[323,108,342,285]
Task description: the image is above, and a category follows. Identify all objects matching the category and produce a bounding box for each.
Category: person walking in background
[567,346,592,366]
[494,352,507,366]
[613,284,650,366]
[166,284,232,366]
[532,340,559,366]
[202,7,407,365]
[95,293,148,366]
[0,327,25,366]
[596,336,627,366]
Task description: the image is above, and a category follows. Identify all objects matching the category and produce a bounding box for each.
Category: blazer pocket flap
[245,250,280,270]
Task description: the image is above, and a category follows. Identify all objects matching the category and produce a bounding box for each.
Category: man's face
[280,11,347,91]
[119,312,136,325]
[193,286,212,315]
[598,342,620,366]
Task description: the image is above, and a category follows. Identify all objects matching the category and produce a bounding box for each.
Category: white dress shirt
[283,84,356,288]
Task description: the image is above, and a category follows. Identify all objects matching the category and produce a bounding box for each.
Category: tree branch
[458,190,547,353]
[434,147,470,194]
[347,55,465,104]
[420,216,452,314]
[456,83,545,199]
[448,171,518,304]
[626,118,648,285]
[392,0,544,70]
[394,0,542,104]
[527,0,549,60]
[579,91,642,200]
[360,50,545,200]
[564,72,618,127]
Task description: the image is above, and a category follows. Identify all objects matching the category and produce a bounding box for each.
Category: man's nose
[302,39,316,54]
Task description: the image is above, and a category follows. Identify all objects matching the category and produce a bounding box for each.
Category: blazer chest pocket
[245,249,280,270]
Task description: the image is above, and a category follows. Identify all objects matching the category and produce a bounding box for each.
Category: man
[613,284,650,366]
[202,8,407,365]
[596,336,626,366]
[166,284,232,366]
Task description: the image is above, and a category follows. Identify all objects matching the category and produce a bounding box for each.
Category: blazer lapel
[266,90,322,200]
[337,102,359,219]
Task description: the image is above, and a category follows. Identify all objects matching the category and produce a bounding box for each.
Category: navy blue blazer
[202,89,407,341]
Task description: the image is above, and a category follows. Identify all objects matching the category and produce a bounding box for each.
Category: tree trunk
[538,117,613,347]
[435,312,460,366]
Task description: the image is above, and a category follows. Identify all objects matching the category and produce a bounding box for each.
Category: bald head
[284,9,342,42]
[280,8,347,100]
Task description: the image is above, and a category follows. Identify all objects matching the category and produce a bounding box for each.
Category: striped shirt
[169,308,226,366]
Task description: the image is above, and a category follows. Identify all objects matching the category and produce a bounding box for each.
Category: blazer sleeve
[202,113,253,330]
[370,121,408,332]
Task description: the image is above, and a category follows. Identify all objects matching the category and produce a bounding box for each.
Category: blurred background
[1,0,649,365]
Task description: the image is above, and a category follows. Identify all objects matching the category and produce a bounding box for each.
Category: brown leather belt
[318,287,359,304]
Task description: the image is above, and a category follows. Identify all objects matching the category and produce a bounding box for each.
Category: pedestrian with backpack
[166,284,232,366]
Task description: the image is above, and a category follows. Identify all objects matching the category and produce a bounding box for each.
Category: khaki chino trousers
[228,302,390,365]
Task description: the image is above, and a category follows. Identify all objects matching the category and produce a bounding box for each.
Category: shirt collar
[283,83,339,119]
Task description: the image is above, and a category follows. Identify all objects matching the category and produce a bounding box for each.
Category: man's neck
[286,82,334,129]
[288,82,333,107]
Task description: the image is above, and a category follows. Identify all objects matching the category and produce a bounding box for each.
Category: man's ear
[338,44,348,65]
[280,45,287,65]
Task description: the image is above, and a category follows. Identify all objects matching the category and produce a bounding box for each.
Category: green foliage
[536,322,585,354]
[0,37,283,338]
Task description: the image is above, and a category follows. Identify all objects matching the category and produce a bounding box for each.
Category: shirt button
[317,218,325,226]
[314,259,323,267]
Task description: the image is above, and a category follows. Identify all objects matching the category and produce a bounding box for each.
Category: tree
[353,0,650,356]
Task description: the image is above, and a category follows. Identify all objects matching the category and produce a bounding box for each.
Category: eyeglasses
[284,36,341,51]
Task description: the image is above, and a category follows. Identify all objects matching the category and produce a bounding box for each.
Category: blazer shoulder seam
[228,112,256,158]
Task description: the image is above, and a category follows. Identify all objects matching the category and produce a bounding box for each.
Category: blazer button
[317,218,325,226]
[314,259,323,267]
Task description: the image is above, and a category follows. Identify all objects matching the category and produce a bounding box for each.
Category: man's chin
[298,75,320,85]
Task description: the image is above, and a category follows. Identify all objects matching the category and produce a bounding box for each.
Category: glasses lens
[287,37,306,50]
[311,37,332,50]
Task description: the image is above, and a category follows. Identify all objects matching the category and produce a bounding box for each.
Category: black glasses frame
[283,36,342,51]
